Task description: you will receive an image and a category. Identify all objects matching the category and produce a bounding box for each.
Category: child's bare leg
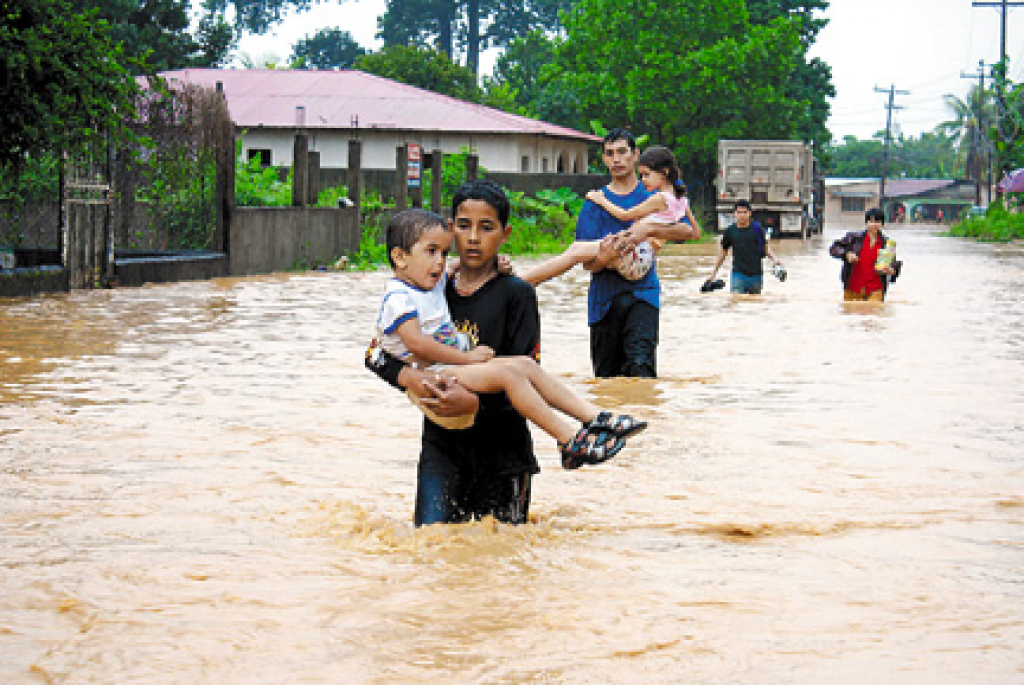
[447,361,585,444]
[489,357,601,424]
[522,240,603,286]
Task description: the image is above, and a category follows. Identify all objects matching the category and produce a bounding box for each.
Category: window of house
[542,157,549,173]
[248,149,272,167]
[521,156,530,172]
[841,197,866,212]
[556,154,565,173]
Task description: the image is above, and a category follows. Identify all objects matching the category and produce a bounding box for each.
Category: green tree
[541,0,807,181]
[822,135,885,177]
[375,0,573,76]
[938,85,995,187]
[483,30,556,116]
[993,77,1024,172]
[291,27,366,69]
[68,0,235,69]
[746,0,833,152]
[0,0,144,170]
[355,45,480,100]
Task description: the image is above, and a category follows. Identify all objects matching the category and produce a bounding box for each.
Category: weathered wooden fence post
[431,149,443,213]
[395,145,408,210]
[292,130,309,208]
[348,140,363,210]
[307,150,321,206]
[347,140,363,254]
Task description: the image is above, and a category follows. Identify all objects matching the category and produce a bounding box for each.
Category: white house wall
[239,128,591,174]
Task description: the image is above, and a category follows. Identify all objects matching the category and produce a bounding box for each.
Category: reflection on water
[2,224,1023,684]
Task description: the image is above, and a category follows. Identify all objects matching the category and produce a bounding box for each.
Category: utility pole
[874,84,908,214]
[972,0,1024,182]
[961,61,988,205]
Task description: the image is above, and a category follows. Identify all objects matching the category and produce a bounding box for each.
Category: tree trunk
[467,0,480,77]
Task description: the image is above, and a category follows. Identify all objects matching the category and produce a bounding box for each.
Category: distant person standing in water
[705,199,783,295]
[829,207,902,302]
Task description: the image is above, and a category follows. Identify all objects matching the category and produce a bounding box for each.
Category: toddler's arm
[586,189,667,221]
[394,318,495,366]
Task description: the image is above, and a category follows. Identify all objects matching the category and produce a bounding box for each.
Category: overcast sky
[233,0,1024,142]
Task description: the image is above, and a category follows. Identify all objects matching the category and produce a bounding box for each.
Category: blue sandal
[560,425,625,470]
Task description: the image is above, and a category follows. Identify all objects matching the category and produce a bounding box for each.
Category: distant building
[158,68,599,174]
[824,178,976,223]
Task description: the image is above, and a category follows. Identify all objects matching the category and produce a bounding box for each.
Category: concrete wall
[114,252,228,287]
[0,266,68,298]
[239,128,593,175]
[230,206,360,275]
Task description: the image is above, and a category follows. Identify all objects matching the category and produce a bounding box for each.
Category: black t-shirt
[722,222,766,277]
[367,273,542,476]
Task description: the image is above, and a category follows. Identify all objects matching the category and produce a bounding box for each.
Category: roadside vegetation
[949,202,1024,242]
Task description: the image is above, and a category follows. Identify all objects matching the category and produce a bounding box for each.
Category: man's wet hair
[865,207,885,224]
[734,199,752,211]
[451,179,511,227]
[385,208,447,268]
[603,128,637,152]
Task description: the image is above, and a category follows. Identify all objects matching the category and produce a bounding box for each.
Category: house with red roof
[159,68,599,175]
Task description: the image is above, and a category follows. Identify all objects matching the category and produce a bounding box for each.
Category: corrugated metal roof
[882,179,955,197]
[158,68,599,142]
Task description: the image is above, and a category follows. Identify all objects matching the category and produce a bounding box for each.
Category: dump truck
[715,139,823,239]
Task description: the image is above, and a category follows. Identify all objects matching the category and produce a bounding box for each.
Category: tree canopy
[1,0,144,169]
[823,133,962,179]
[68,0,235,69]
[291,27,366,69]
[375,0,573,76]
[355,45,479,101]
[535,0,811,180]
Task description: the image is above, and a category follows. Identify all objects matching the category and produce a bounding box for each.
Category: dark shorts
[414,445,532,526]
[589,291,658,378]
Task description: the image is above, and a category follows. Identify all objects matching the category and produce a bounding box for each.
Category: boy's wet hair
[603,128,636,152]
[385,208,447,268]
[865,207,885,224]
[734,199,752,211]
[451,179,511,227]
[637,146,685,198]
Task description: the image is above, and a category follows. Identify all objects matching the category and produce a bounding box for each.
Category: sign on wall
[407,144,422,188]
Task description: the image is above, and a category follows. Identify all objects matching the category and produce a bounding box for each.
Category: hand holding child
[465,345,495,363]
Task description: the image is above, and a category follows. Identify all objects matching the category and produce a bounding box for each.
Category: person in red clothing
[829,207,902,301]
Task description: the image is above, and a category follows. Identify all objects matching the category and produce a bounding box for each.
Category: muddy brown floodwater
[1,222,1022,684]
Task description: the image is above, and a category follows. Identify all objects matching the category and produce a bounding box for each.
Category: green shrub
[949,204,1024,242]
[235,147,292,207]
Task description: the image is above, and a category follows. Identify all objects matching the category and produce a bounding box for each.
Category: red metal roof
[158,68,599,142]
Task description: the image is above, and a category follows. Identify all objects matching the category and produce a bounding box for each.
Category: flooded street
[2,221,1022,684]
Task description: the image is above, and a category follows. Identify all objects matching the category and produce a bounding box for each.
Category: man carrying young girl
[526,130,701,378]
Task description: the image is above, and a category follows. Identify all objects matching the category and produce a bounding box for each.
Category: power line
[972,0,1024,174]
[961,61,991,204]
[874,84,909,208]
